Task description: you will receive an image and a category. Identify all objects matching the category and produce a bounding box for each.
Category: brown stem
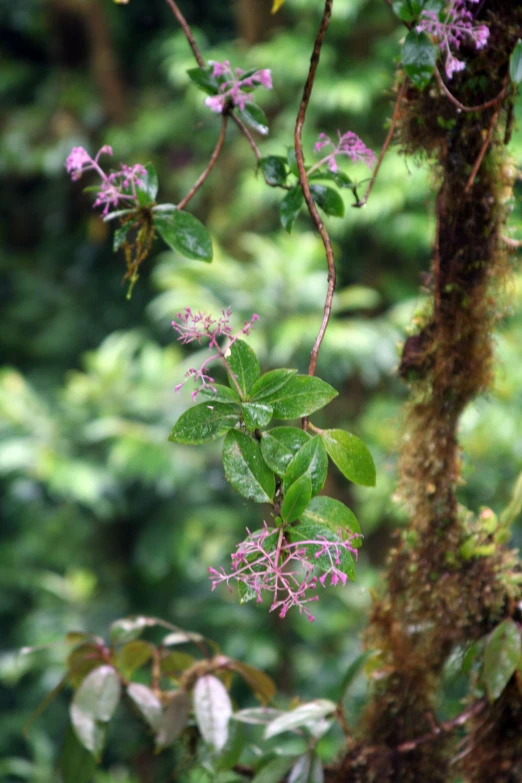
[464,107,500,193]
[353,80,406,209]
[177,116,228,210]
[395,700,486,754]
[231,113,262,161]
[434,67,509,113]
[165,0,205,67]
[294,0,336,395]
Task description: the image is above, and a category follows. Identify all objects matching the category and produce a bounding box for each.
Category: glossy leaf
[59,724,97,783]
[226,659,277,703]
[70,665,120,756]
[264,699,336,739]
[301,496,361,547]
[169,402,240,445]
[156,691,190,748]
[260,427,311,475]
[270,375,338,420]
[127,683,162,732]
[252,756,298,783]
[187,65,219,95]
[310,184,344,218]
[227,339,260,397]
[289,752,324,783]
[510,40,522,84]
[283,436,328,497]
[193,674,233,752]
[116,640,152,677]
[281,474,312,523]
[223,430,275,503]
[201,384,241,404]
[322,429,376,487]
[287,147,299,176]
[237,103,269,135]
[242,401,273,430]
[260,156,288,186]
[136,163,158,206]
[154,209,213,262]
[484,619,521,702]
[288,524,356,581]
[402,31,437,91]
[280,186,304,233]
[250,369,297,401]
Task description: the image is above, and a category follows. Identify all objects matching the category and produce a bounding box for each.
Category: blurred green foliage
[2,0,522,779]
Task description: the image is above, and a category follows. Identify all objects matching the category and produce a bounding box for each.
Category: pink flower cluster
[312,131,376,173]
[205,60,272,114]
[209,523,359,622]
[65,146,146,216]
[172,307,259,400]
[417,0,489,79]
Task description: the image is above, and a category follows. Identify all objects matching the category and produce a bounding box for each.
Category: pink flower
[65,145,113,181]
[312,131,376,174]
[205,60,272,116]
[417,0,490,79]
[172,307,259,400]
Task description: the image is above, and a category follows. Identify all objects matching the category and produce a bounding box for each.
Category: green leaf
[194,675,233,752]
[264,699,336,739]
[310,169,354,191]
[250,369,297,401]
[260,427,311,475]
[116,640,152,678]
[510,40,522,84]
[154,209,213,262]
[483,619,521,702]
[160,650,194,675]
[252,756,299,783]
[321,429,376,487]
[280,186,304,233]
[270,376,338,420]
[289,752,324,783]
[136,163,158,206]
[287,147,299,177]
[242,402,273,430]
[301,496,361,547]
[283,436,328,497]
[187,65,219,95]
[339,650,375,701]
[200,384,242,404]
[226,659,277,703]
[310,184,344,218]
[222,430,275,503]
[288,524,356,581]
[281,474,312,523]
[260,156,288,186]
[391,0,443,21]
[59,724,97,783]
[169,403,240,445]
[127,683,163,733]
[227,339,260,397]
[113,219,138,252]
[237,103,269,136]
[70,665,121,757]
[156,691,190,749]
[402,30,437,90]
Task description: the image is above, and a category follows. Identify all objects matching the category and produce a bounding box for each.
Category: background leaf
[193,675,233,752]
[483,619,521,702]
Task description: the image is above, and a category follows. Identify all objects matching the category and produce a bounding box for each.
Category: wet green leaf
[237,103,269,135]
[402,31,437,91]
[301,496,361,547]
[260,156,288,186]
[310,184,344,218]
[250,369,297,402]
[484,619,521,702]
[281,474,312,523]
[283,436,328,497]
[260,427,311,475]
[154,209,213,262]
[242,401,273,430]
[270,376,338,420]
[223,430,275,503]
[136,163,158,206]
[200,384,242,404]
[321,429,376,486]
[169,402,240,445]
[227,339,260,398]
[280,186,304,233]
[187,65,219,95]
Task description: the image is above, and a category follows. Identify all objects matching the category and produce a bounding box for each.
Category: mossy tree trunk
[337,4,522,781]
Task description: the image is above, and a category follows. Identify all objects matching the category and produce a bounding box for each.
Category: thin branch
[231,113,262,161]
[434,67,509,113]
[464,106,500,193]
[353,79,406,209]
[294,0,336,387]
[395,699,486,754]
[177,116,228,210]
[165,0,205,67]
